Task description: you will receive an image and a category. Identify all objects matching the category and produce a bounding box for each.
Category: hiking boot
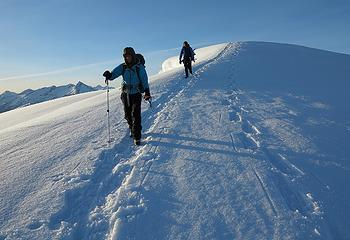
[134,139,141,146]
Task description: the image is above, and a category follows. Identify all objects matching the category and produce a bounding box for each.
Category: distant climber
[179,41,195,78]
[103,47,151,146]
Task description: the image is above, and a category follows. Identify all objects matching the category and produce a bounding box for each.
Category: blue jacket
[179,47,195,61]
[110,63,149,94]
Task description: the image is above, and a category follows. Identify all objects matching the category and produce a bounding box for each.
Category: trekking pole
[106,79,111,144]
[148,98,152,109]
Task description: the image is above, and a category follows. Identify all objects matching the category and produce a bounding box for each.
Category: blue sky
[1,0,349,93]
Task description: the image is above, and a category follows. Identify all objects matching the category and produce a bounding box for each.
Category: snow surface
[1,42,350,240]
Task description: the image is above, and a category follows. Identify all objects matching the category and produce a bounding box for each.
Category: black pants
[183,58,193,77]
[121,92,142,140]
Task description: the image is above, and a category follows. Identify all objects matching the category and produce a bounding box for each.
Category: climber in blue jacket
[103,47,151,145]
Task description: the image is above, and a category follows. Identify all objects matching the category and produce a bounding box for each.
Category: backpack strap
[135,65,145,93]
[122,63,140,80]
[121,64,127,76]
[135,65,141,82]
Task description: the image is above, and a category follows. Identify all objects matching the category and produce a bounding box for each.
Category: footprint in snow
[51,173,64,182]
[221,99,231,106]
[239,106,250,113]
[228,111,241,123]
[140,152,158,162]
[113,162,132,175]
[227,93,239,102]
[262,148,296,176]
[242,120,260,135]
[64,174,90,184]
[93,142,110,150]
[230,132,260,152]
[239,132,260,150]
[27,220,45,230]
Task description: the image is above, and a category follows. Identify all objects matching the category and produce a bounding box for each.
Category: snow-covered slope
[0,81,106,113]
[1,42,350,240]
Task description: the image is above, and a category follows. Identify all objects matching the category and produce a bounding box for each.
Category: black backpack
[135,53,145,66]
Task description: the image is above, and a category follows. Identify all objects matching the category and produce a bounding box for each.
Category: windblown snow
[1,42,350,240]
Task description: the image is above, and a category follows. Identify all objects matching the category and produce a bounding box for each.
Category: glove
[144,95,151,101]
[179,60,182,64]
[144,88,151,101]
[103,70,112,81]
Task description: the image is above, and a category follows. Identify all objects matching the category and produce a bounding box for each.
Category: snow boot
[134,139,141,146]
[129,127,133,138]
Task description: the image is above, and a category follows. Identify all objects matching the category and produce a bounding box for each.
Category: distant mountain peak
[76,81,86,86]
[74,81,95,94]
[2,90,17,96]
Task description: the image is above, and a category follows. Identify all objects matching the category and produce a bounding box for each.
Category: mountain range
[0,81,111,113]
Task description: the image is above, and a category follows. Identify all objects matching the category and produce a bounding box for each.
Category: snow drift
[1,41,350,240]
